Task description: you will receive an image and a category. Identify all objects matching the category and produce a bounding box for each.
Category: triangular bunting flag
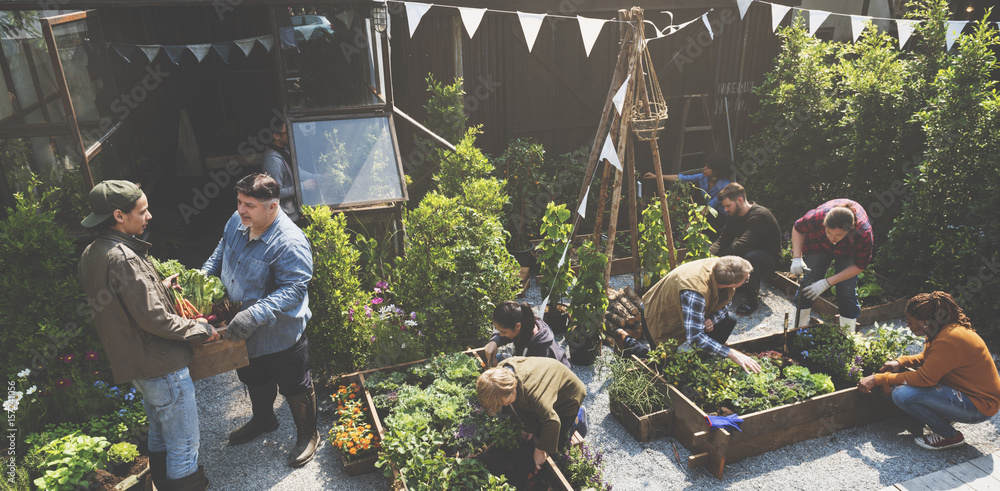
[946,20,967,51]
[600,134,622,171]
[771,4,790,32]
[737,0,754,20]
[577,16,605,57]
[702,14,714,40]
[897,19,917,48]
[405,2,433,37]
[188,44,211,62]
[336,10,355,28]
[137,45,160,63]
[213,42,234,63]
[112,44,137,63]
[235,38,256,56]
[518,12,546,52]
[850,15,867,42]
[808,10,831,37]
[577,192,588,219]
[612,74,629,115]
[163,45,186,64]
[458,7,487,38]
[556,243,569,268]
[256,35,274,53]
[538,297,549,319]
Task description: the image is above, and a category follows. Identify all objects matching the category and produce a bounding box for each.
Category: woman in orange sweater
[858,292,1000,450]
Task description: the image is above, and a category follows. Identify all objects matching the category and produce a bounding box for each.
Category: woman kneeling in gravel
[858,292,1000,450]
[477,357,587,471]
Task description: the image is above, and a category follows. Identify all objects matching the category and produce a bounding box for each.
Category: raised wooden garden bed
[609,394,674,443]
[635,328,902,479]
[766,273,910,325]
[337,349,573,490]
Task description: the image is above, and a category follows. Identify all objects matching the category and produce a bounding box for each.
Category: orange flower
[349,448,357,455]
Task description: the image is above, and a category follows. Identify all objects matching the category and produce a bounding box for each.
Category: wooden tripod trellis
[570,6,678,292]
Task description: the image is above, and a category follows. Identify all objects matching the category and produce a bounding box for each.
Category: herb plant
[106,442,139,466]
[567,241,610,347]
[32,433,110,491]
[556,442,612,491]
[536,202,576,303]
[599,356,668,416]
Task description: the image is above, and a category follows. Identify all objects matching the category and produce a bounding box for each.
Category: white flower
[17,368,30,378]
[401,343,406,349]
[11,391,23,402]
[3,399,17,413]
[404,320,418,327]
[26,386,37,395]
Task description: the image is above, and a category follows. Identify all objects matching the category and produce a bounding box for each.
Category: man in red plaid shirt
[789,199,873,333]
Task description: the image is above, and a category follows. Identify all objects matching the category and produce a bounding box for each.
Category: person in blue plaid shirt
[202,173,319,468]
[610,257,762,374]
[789,199,873,333]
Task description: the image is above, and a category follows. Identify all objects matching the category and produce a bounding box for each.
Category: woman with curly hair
[858,292,1000,450]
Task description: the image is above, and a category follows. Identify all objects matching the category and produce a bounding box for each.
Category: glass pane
[290,116,403,208]
[280,5,385,110]
[49,15,114,146]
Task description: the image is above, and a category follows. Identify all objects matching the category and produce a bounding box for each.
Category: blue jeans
[891,384,990,438]
[795,252,861,319]
[133,367,200,480]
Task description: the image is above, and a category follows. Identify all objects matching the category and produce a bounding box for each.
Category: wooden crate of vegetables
[152,259,248,381]
[636,323,913,479]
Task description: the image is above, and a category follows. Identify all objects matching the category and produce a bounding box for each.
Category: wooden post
[625,132,641,289]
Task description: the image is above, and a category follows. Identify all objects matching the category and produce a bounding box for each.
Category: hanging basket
[631,100,668,141]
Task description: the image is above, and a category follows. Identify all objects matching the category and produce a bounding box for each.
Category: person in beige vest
[611,257,762,373]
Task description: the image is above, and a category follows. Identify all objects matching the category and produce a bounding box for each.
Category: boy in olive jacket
[477,356,587,470]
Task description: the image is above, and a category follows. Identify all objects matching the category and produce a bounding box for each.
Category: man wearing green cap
[79,180,219,490]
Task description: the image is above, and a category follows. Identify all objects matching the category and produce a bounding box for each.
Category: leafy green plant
[639,198,672,287]
[567,241,609,346]
[681,204,717,263]
[599,356,668,416]
[536,203,576,302]
[791,322,919,384]
[32,433,109,491]
[555,442,612,491]
[494,138,546,249]
[106,442,138,466]
[301,206,367,375]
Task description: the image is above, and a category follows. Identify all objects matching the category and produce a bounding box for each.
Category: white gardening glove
[226,310,258,341]
[790,257,811,277]
[803,278,831,300]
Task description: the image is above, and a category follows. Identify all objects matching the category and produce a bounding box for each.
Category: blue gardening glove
[705,414,743,432]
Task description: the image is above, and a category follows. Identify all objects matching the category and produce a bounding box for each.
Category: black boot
[228,384,279,445]
[162,465,209,491]
[148,451,167,490]
[286,387,319,467]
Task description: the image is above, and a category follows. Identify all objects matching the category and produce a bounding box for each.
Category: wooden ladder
[670,94,717,173]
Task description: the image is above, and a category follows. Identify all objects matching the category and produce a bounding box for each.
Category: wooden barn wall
[391,4,785,186]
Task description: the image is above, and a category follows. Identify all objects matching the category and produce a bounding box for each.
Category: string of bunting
[107,34,277,64]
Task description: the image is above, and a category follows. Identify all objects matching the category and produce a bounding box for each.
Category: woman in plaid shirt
[789,199,873,333]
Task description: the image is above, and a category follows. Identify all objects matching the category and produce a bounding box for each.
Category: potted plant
[536,202,575,334]
[600,356,672,442]
[329,382,380,475]
[566,241,608,366]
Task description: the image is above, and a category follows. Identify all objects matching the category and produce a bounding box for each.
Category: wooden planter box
[635,328,902,479]
[609,395,674,443]
[337,349,572,490]
[342,453,379,476]
[766,273,911,325]
[189,327,249,381]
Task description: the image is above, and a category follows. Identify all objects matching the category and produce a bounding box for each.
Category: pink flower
[84,350,99,361]
[376,281,389,289]
[56,378,72,388]
[59,353,76,364]
[371,297,384,305]
[370,336,377,343]
[348,308,354,322]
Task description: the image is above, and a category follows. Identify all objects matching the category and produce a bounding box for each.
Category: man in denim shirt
[202,173,318,467]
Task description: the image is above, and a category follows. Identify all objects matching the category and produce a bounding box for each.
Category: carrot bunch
[171,290,202,319]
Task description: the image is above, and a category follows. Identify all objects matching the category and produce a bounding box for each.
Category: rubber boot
[148,451,167,490]
[286,387,319,467]
[840,317,857,334]
[162,465,209,491]
[228,384,279,445]
[797,308,812,328]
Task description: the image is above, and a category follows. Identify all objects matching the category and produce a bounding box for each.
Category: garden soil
[193,276,1000,490]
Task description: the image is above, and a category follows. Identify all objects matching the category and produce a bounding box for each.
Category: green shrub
[536,203,575,303]
[423,74,467,145]
[493,138,546,249]
[0,177,98,381]
[33,433,109,491]
[567,241,609,345]
[302,205,367,375]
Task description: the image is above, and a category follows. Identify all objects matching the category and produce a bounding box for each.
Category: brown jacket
[501,357,587,455]
[641,257,734,345]
[79,230,211,384]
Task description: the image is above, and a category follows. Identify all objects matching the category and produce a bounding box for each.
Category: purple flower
[410,312,417,320]
[371,297,384,305]
[370,335,377,342]
[455,423,478,439]
[365,306,372,318]
[376,281,389,289]
[348,308,354,322]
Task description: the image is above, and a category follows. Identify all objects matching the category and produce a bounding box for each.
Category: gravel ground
[193,275,1000,490]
